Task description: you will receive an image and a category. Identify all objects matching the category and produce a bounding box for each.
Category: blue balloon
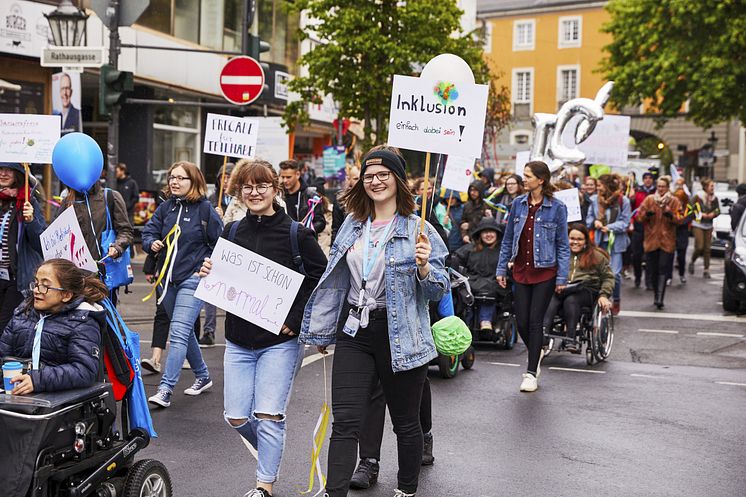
[52,132,103,193]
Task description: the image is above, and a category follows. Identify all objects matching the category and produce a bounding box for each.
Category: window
[557,65,579,106]
[510,130,531,145]
[558,16,581,48]
[512,68,534,118]
[513,19,535,51]
[483,22,493,54]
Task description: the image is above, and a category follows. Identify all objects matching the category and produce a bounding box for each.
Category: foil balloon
[529,113,556,163]
[548,97,604,168]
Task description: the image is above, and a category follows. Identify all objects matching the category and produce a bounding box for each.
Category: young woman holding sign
[300,145,450,497]
[143,162,223,408]
[199,160,326,497]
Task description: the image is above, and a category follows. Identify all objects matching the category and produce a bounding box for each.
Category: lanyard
[360,216,396,301]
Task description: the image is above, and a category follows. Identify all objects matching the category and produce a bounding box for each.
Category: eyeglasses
[506,182,518,187]
[30,282,65,295]
[168,175,190,183]
[241,184,271,195]
[362,171,392,184]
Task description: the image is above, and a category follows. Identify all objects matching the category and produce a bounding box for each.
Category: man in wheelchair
[542,224,614,353]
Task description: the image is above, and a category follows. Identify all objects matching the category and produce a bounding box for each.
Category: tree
[283,0,510,148]
[600,0,746,128]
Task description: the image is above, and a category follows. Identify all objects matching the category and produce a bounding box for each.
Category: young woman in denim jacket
[496,161,570,393]
[300,146,449,497]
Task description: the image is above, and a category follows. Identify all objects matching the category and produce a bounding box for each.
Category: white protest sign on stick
[561,114,631,168]
[204,113,259,159]
[40,206,98,272]
[515,150,531,176]
[0,114,61,164]
[195,238,305,335]
[441,155,475,192]
[554,187,582,223]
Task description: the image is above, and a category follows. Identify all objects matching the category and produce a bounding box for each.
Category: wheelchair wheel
[437,354,459,379]
[501,316,517,350]
[594,311,614,362]
[461,346,476,369]
[585,343,595,365]
[124,459,172,497]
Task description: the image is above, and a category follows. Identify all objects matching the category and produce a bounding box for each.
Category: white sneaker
[520,373,538,392]
[537,347,546,379]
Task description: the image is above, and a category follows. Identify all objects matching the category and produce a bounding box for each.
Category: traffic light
[248,34,271,73]
[99,64,133,116]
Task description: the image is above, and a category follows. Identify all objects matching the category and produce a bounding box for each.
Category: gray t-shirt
[347,219,396,309]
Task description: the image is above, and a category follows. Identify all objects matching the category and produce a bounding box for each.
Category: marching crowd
[1,149,746,497]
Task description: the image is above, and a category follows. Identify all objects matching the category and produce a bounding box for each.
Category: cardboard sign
[40,206,98,272]
[387,75,488,158]
[203,113,259,159]
[441,155,475,192]
[561,115,631,168]
[0,114,61,164]
[515,150,531,176]
[554,187,582,223]
[195,238,305,335]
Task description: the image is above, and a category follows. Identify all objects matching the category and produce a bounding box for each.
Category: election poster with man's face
[51,72,82,135]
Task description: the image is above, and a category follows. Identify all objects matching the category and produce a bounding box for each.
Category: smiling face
[656,179,670,196]
[168,165,192,197]
[505,178,520,195]
[0,167,16,189]
[241,181,277,216]
[480,229,498,247]
[583,178,597,195]
[569,229,587,255]
[59,74,72,109]
[416,181,434,199]
[362,165,397,204]
[32,264,72,313]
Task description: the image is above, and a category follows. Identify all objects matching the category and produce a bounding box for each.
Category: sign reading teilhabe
[40,206,98,272]
[0,114,61,164]
[204,113,259,159]
[219,56,266,105]
[387,75,488,158]
[194,238,305,335]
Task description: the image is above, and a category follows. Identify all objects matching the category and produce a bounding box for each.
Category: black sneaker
[199,332,215,347]
[422,432,435,465]
[350,458,379,489]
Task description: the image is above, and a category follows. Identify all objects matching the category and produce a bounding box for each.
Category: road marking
[488,362,521,367]
[630,373,665,379]
[619,310,746,323]
[139,339,227,348]
[548,367,606,374]
[638,328,679,334]
[697,332,745,338]
[715,381,746,387]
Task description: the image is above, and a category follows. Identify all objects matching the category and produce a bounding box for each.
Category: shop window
[174,0,200,44]
[137,0,172,35]
[149,103,200,190]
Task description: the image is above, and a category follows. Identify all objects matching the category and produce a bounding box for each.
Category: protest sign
[255,117,290,170]
[561,115,630,168]
[554,187,582,223]
[0,114,61,164]
[441,155,475,192]
[515,150,531,176]
[323,146,346,177]
[387,75,488,158]
[40,206,97,272]
[195,238,304,335]
[203,113,259,159]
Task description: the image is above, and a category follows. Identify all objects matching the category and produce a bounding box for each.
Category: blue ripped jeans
[223,338,303,483]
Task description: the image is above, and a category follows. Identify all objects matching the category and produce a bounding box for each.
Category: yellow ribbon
[300,355,330,496]
[142,224,182,302]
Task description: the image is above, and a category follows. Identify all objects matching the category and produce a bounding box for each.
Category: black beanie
[360,149,407,182]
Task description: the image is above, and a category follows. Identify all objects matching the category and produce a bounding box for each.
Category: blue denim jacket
[585,194,631,254]
[300,214,450,372]
[496,194,570,285]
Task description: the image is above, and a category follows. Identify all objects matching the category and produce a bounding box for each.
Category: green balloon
[432,316,472,356]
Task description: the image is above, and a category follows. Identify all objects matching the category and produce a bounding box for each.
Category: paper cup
[2,361,24,393]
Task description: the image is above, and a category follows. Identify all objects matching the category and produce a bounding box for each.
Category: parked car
[723,209,746,312]
[712,190,738,256]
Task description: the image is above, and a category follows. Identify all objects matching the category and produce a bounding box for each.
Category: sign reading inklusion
[387,74,488,158]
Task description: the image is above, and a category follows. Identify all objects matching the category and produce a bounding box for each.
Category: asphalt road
[117,253,746,497]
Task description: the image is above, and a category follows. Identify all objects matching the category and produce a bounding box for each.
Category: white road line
[139,339,227,348]
[638,328,680,334]
[630,373,665,379]
[697,332,745,338]
[487,362,521,367]
[620,310,746,323]
[548,367,606,374]
[715,381,746,387]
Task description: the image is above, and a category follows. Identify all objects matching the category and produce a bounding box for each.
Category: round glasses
[30,282,65,295]
[241,184,271,195]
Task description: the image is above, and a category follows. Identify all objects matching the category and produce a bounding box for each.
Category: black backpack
[227,220,306,276]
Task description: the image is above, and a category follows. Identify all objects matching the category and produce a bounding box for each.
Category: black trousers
[357,376,432,461]
[151,303,200,349]
[542,289,594,340]
[646,250,674,304]
[0,279,24,335]
[326,313,428,496]
[631,229,651,287]
[513,278,556,375]
[669,225,689,278]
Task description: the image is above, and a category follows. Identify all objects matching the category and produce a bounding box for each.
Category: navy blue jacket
[142,197,223,286]
[0,297,104,392]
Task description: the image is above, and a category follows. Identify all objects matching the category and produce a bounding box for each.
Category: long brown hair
[568,223,607,270]
[340,145,415,221]
[525,161,555,198]
[39,258,109,304]
[161,161,207,202]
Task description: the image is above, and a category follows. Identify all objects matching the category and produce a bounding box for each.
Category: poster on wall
[0,1,53,58]
[52,72,82,135]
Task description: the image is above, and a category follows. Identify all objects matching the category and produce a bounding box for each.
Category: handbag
[101,189,134,290]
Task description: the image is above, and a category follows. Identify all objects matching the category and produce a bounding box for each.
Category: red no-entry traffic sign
[219,56,265,105]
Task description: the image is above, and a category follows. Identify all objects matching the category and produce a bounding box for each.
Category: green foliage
[283,0,510,148]
[600,0,746,128]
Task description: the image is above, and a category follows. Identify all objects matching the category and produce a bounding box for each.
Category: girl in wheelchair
[542,224,614,353]
[0,258,108,395]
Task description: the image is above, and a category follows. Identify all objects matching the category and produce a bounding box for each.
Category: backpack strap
[290,221,306,275]
[199,200,215,250]
[228,221,240,242]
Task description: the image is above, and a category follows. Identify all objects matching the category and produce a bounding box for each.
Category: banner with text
[561,115,631,168]
[554,187,582,223]
[441,155,475,192]
[40,206,98,272]
[204,113,259,159]
[387,75,488,158]
[0,114,61,164]
[195,238,304,335]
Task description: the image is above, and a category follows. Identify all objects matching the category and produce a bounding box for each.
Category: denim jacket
[300,214,450,372]
[585,194,631,254]
[496,194,570,285]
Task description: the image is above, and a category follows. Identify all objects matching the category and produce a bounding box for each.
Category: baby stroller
[0,311,171,497]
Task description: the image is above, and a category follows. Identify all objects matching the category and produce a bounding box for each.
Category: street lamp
[45,0,89,47]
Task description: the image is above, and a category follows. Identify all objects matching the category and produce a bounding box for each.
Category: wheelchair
[450,268,517,350]
[544,291,615,366]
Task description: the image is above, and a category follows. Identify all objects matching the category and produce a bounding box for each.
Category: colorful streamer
[142,224,181,302]
[300,355,330,496]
